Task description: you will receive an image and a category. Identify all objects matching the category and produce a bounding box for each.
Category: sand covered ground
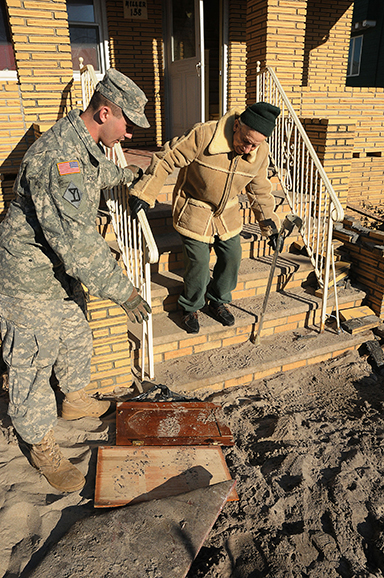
[1,347,384,577]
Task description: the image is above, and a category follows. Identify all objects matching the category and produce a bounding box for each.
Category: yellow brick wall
[7,0,74,131]
[106,0,164,147]
[265,0,307,88]
[227,0,247,110]
[348,157,384,209]
[302,0,353,87]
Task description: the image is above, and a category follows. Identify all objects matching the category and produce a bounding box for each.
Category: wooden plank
[341,315,380,334]
[116,401,234,446]
[94,445,238,508]
[339,305,376,322]
[29,481,236,578]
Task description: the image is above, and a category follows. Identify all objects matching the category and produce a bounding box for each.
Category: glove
[121,287,151,323]
[127,164,143,186]
[128,195,150,219]
[268,233,284,252]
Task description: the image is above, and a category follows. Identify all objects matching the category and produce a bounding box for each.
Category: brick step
[151,227,303,273]
[128,283,366,372]
[139,323,373,395]
[150,251,315,314]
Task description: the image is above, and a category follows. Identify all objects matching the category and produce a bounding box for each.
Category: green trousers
[178,234,242,313]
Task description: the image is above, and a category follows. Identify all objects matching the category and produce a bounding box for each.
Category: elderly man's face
[232,118,267,156]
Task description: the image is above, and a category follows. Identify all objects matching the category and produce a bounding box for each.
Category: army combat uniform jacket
[131,108,280,244]
[0,109,134,304]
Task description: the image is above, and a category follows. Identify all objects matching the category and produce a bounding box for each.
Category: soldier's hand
[127,164,144,186]
[268,233,283,252]
[128,195,150,219]
[121,287,151,323]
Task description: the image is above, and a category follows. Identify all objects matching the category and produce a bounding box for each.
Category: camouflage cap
[95,68,150,128]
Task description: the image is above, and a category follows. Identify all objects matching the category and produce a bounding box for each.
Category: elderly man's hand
[268,233,284,253]
[128,195,150,219]
[121,287,151,323]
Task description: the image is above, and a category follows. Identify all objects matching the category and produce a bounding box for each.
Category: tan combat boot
[30,430,85,493]
[61,388,111,421]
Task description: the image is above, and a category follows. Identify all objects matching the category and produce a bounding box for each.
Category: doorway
[163,0,228,139]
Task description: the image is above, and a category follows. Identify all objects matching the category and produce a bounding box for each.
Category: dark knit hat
[240,102,280,137]
[96,68,150,128]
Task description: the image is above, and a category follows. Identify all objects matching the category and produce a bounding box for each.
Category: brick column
[302,117,355,210]
[227,0,247,110]
[246,0,307,101]
[7,0,74,132]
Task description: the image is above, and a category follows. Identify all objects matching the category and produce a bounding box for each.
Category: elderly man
[0,69,150,492]
[129,102,281,333]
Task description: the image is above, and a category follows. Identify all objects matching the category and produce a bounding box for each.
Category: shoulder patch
[57,160,81,176]
[63,181,83,209]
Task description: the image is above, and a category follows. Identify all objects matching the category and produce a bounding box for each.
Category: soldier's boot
[30,429,85,493]
[62,388,111,421]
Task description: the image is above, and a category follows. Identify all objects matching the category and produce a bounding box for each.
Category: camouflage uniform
[0,107,137,444]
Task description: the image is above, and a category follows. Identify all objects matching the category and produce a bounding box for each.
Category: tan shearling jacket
[131,108,280,243]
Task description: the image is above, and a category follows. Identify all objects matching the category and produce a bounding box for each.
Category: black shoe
[182,311,199,333]
[209,302,235,326]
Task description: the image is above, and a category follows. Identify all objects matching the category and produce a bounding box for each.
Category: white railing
[79,59,158,379]
[256,64,344,331]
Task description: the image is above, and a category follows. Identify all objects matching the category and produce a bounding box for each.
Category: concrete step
[139,323,373,395]
[151,226,303,274]
[150,251,315,314]
[128,283,366,372]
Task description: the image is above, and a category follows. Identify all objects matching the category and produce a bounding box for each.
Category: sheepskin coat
[131,108,280,244]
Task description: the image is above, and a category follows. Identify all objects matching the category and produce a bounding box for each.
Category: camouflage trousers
[0,293,93,444]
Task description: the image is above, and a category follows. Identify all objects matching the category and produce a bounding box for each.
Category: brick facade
[1,0,384,393]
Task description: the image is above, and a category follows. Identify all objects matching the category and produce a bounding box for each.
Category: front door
[165,0,205,139]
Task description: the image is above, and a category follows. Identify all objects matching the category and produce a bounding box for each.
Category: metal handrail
[256,63,344,331]
[79,58,158,378]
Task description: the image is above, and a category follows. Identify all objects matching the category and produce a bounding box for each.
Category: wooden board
[116,401,234,446]
[341,315,380,334]
[94,445,238,508]
[339,305,376,321]
[30,481,236,578]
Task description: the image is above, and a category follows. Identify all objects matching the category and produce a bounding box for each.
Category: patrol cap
[95,68,150,128]
[240,102,280,137]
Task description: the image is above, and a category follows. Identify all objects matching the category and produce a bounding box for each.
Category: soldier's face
[232,119,267,155]
[101,110,135,148]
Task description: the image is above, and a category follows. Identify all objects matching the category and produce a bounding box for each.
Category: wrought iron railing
[79,59,158,379]
[256,64,344,331]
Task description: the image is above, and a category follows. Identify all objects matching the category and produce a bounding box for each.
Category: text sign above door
[124,1,148,19]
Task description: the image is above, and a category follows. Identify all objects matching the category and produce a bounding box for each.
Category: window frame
[0,0,17,80]
[68,0,110,82]
[347,35,363,77]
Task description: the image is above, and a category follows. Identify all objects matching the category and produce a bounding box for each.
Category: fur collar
[207,108,259,163]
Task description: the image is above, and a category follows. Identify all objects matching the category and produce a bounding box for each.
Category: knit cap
[240,102,280,137]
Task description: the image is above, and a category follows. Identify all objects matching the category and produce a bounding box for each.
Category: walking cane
[251,213,302,345]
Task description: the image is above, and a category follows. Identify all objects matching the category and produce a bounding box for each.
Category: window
[347,35,363,77]
[66,0,110,76]
[0,0,16,77]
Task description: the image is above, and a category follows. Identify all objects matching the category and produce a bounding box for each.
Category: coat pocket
[176,198,213,237]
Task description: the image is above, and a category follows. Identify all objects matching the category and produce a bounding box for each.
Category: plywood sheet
[116,401,234,446]
[30,481,235,578]
[94,445,238,508]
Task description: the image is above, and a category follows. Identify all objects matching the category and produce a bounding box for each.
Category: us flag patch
[57,160,81,175]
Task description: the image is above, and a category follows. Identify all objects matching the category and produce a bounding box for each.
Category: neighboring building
[347,0,384,88]
[1,0,384,390]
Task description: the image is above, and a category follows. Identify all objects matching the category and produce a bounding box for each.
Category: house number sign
[124,1,148,19]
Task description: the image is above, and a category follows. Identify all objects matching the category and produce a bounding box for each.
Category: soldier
[0,69,151,493]
[129,102,281,333]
